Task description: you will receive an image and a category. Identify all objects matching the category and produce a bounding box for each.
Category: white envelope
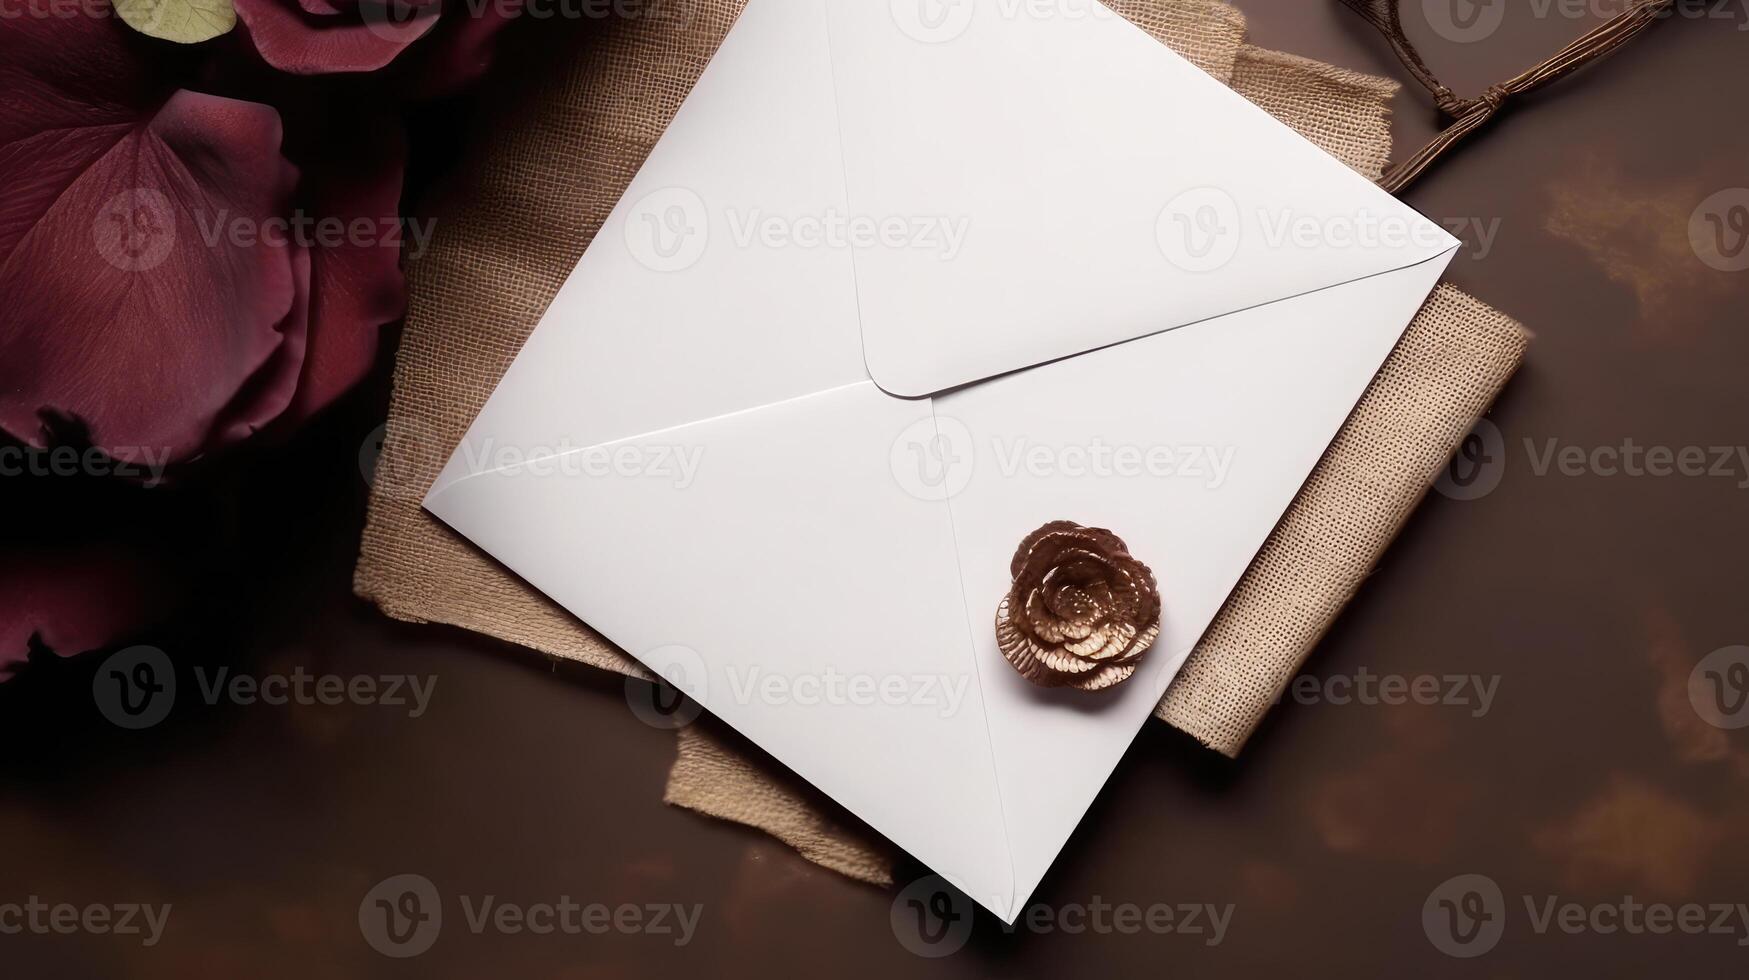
[425,0,1458,921]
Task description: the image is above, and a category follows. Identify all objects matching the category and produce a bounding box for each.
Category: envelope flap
[823,0,1458,397]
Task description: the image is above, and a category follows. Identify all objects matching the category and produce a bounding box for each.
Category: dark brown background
[5,1,1749,975]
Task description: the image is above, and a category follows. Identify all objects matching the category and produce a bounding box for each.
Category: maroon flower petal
[0,3,181,251]
[0,547,162,677]
[283,126,406,422]
[399,0,522,97]
[210,243,313,444]
[234,0,442,74]
[0,89,301,467]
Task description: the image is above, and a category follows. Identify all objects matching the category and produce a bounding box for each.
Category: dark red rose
[233,0,521,88]
[0,5,406,469]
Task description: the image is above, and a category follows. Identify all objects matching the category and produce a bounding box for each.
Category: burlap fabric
[356,0,1528,885]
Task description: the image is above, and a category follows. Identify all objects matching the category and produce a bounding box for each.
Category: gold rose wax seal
[995,521,1162,692]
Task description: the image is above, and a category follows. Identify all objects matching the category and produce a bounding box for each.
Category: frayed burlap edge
[664,724,895,886]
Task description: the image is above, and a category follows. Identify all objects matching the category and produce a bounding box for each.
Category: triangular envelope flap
[937,251,1452,904]
[823,0,1459,397]
[430,0,868,499]
[426,383,1020,915]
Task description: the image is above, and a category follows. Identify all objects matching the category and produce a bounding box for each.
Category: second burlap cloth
[356,0,1528,886]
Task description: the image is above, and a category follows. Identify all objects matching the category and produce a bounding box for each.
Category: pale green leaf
[114,0,236,44]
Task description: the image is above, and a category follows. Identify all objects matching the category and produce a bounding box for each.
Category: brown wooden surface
[4,1,1749,975]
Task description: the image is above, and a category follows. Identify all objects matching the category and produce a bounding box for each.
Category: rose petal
[234,0,441,74]
[396,0,521,97]
[0,87,300,466]
[0,547,162,677]
[210,243,313,444]
[280,122,406,422]
[0,1,183,250]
